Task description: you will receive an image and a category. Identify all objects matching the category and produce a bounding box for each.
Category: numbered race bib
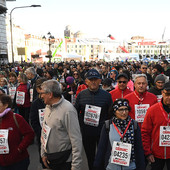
[16,91,25,105]
[39,109,45,127]
[84,105,101,127]
[0,130,9,154]
[71,94,76,105]
[41,124,51,151]
[111,141,132,166]
[159,126,170,146]
[135,104,150,122]
[30,89,33,102]
[9,87,16,99]
[157,95,162,103]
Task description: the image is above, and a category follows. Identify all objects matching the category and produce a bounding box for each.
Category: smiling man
[74,68,112,170]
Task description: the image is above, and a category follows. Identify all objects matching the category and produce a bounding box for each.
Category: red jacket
[141,102,170,159]
[124,90,157,128]
[0,111,34,166]
[16,83,31,108]
[109,87,132,102]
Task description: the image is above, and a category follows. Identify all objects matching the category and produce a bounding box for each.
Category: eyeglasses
[142,67,147,69]
[117,108,129,113]
[118,81,127,84]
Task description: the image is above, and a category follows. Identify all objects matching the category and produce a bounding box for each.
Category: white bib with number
[9,87,16,99]
[157,95,162,103]
[30,89,33,102]
[0,130,9,154]
[159,126,170,146]
[41,124,51,151]
[135,104,150,122]
[84,105,101,127]
[39,109,45,127]
[16,91,25,105]
[111,141,132,166]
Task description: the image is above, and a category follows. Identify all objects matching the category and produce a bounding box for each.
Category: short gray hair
[41,80,62,98]
[25,67,36,76]
[134,74,148,83]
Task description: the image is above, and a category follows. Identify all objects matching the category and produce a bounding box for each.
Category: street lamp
[10,5,41,64]
[42,32,55,63]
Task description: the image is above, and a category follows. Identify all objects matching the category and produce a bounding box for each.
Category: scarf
[0,108,11,118]
[112,116,135,162]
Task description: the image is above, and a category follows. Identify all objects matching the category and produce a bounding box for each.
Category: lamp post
[43,32,55,63]
[10,5,41,64]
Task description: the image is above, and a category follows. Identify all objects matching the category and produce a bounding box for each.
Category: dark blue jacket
[93,120,145,170]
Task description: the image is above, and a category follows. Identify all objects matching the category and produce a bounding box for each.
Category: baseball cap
[86,69,101,79]
[163,82,170,91]
[117,73,128,80]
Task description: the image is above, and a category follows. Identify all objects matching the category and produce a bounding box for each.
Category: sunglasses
[118,81,127,84]
[142,67,147,69]
[73,73,78,75]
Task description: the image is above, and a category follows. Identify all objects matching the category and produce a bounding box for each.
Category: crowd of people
[0,59,169,170]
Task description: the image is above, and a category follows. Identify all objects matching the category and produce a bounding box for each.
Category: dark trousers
[151,157,170,170]
[82,135,100,170]
[0,158,30,170]
[50,162,71,170]
[18,107,30,123]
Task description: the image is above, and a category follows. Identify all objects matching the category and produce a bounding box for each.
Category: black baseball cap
[117,73,128,80]
[86,69,101,79]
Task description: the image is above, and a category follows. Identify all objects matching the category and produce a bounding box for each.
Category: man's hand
[147,154,155,163]
[42,156,50,169]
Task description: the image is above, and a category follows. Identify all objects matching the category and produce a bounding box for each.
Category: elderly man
[25,67,40,102]
[110,73,132,102]
[75,68,112,170]
[40,80,82,170]
[125,74,157,128]
[142,82,170,170]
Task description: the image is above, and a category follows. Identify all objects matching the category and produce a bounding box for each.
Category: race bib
[9,87,16,99]
[0,130,9,154]
[16,91,25,105]
[135,104,150,122]
[30,89,33,102]
[159,126,170,146]
[84,105,101,127]
[157,95,162,103]
[41,124,51,151]
[39,109,45,127]
[111,141,132,166]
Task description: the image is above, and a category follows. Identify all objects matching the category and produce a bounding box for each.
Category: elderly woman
[0,94,34,170]
[93,98,145,170]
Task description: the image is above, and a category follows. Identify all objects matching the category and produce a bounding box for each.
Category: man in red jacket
[110,73,132,102]
[141,82,170,170]
[124,74,157,128]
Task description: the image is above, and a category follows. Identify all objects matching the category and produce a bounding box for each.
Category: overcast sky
[6,0,170,41]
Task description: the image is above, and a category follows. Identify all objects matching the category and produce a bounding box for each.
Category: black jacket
[74,88,113,137]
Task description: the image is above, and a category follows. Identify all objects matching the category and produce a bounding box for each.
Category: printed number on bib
[111,141,132,166]
[16,91,25,105]
[84,105,101,127]
[159,126,170,146]
[39,109,45,127]
[9,87,16,99]
[0,130,9,154]
[135,104,149,122]
[30,89,33,102]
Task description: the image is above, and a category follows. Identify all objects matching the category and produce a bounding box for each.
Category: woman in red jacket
[15,73,31,123]
[0,93,34,170]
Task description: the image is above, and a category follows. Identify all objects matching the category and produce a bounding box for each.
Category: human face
[25,72,32,80]
[155,81,165,90]
[17,75,22,83]
[141,65,147,74]
[162,90,170,107]
[117,77,128,90]
[40,89,51,105]
[134,77,147,94]
[0,79,6,87]
[73,72,79,79]
[115,106,129,120]
[161,62,166,68]
[110,72,116,79]
[0,101,8,113]
[85,78,101,91]
[9,76,16,84]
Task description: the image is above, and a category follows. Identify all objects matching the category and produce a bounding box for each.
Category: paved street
[28,142,167,170]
